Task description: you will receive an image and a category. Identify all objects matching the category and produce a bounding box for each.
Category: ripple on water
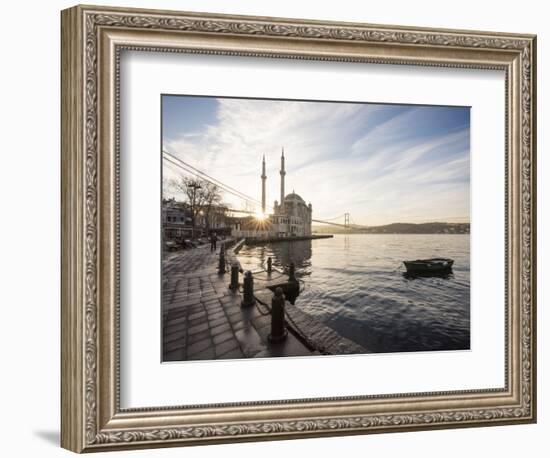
[238,234,470,353]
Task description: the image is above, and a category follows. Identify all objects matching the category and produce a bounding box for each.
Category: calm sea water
[237,234,470,353]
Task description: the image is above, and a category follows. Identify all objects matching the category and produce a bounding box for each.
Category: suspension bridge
[163,150,368,230]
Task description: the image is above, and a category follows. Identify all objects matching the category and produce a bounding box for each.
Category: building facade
[271,192,312,237]
[233,149,312,238]
[162,198,231,240]
[162,198,192,240]
[271,149,312,237]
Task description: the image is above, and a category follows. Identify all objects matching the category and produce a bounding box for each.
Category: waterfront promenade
[162,241,368,361]
[162,243,312,361]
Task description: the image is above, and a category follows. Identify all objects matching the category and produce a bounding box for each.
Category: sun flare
[254,210,266,221]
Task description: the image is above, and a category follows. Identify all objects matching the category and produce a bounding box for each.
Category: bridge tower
[344,213,350,229]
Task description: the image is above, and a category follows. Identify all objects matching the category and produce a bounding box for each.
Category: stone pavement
[162,243,312,361]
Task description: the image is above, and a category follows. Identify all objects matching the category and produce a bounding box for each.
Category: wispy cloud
[163,97,470,225]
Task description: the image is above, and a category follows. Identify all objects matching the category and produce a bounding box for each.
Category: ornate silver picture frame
[61,4,536,453]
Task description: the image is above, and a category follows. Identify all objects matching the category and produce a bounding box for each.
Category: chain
[260,259,286,276]
[224,252,329,354]
[253,294,272,316]
[283,309,329,355]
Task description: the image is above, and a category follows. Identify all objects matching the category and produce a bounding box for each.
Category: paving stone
[211,322,232,337]
[227,310,243,324]
[217,347,245,360]
[163,329,186,344]
[164,320,188,333]
[166,309,187,319]
[188,311,206,321]
[188,322,209,335]
[164,338,187,352]
[253,322,272,342]
[163,348,185,361]
[212,330,233,345]
[165,315,186,326]
[219,295,235,305]
[234,326,266,358]
[209,317,228,329]
[204,297,221,305]
[231,320,245,332]
[186,337,212,356]
[224,304,242,315]
[171,292,193,299]
[205,302,221,312]
[187,316,208,328]
[200,288,216,295]
[215,338,239,357]
[208,311,226,321]
[187,347,215,361]
[186,292,202,301]
[252,315,271,329]
[188,329,210,345]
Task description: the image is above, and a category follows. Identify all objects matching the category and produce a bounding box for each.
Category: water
[237,234,470,353]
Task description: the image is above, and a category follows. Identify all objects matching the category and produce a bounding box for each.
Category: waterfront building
[271,192,312,237]
[271,148,312,237]
[162,198,231,239]
[233,148,312,239]
[162,198,192,239]
[205,205,231,234]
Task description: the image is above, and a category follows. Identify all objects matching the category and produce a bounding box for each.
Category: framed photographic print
[61,4,537,453]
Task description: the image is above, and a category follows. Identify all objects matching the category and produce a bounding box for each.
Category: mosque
[260,148,313,238]
[231,148,313,237]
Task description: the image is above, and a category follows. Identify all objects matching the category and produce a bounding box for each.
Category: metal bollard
[241,271,256,307]
[267,257,272,274]
[229,263,239,290]
[288,261,297,283]
[268,287,287,343]
[218,248,226,274]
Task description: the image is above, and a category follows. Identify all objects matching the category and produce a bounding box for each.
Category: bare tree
[170,176,223,238]
[201,182,223,231]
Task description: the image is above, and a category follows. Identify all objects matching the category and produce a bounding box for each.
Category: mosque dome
[284,192,306,204]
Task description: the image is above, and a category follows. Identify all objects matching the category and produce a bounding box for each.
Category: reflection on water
[402,271,453,280]
[238,234,470,353]
[246,240,312,277]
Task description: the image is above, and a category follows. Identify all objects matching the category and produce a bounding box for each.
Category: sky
[162,95,470,226]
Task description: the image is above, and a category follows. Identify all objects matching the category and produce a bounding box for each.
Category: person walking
[210,232,217,252]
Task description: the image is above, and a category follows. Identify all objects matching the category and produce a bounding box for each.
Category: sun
[254,210,266,221]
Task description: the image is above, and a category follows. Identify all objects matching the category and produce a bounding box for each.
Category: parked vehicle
[164,240,180,251]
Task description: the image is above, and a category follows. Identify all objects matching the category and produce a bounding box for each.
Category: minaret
[280,147,286,206]
[261,155,267,214]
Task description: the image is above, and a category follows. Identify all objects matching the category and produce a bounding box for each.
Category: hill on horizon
[312,221,470,234]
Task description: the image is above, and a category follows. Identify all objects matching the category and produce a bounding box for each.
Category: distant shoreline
[313,232,470,235]
[313,222,470,235]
